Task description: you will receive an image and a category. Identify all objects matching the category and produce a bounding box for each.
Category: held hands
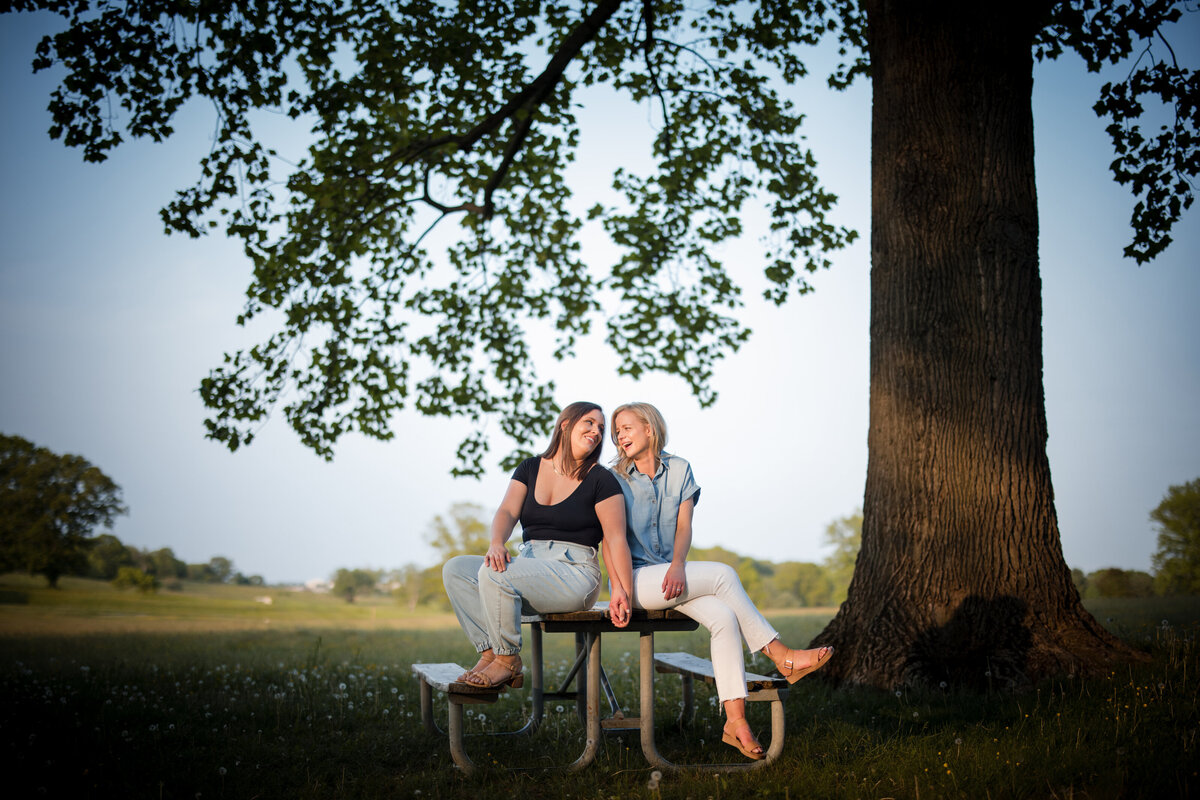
[484,543,511,572]
[609,587,631,628]
[661,562,687,601]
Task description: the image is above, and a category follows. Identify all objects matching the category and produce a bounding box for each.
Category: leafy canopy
[6,0,1195,473]
[0,433,128,587]
[1151,477,1200,595]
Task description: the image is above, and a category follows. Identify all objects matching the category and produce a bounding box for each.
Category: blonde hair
[540,401,605,479]
[610,402,668,477]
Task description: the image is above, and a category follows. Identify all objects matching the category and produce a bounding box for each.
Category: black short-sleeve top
[511,457,623,548]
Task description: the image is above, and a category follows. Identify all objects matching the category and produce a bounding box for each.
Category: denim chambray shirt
[612,453,701,569]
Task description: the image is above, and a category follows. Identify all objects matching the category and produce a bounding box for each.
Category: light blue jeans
[632,561,779,702]
[443,539,602,656]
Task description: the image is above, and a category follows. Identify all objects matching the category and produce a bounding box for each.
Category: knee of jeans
[443,555,470,582]
[713,562,738,587]
[707,605,739,636]
[476,562,512,588]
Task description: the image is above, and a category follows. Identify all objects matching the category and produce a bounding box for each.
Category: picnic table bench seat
[654,651,791,691]
[411,661,530,770]
[411,662,514,706]
[649,651,790,769]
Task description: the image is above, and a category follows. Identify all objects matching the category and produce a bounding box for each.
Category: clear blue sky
[1,10,1197,584]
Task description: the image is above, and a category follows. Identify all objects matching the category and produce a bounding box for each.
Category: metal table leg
[568,631,602,771]
[638,630,786,772]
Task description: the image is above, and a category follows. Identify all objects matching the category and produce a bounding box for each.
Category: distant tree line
[1069,477,1200,599]
[344,483,1200,610]
[1,433,261,591]
[335,503,867,610]
[1,433,125,587]
[86,533,263,592]
[1071,567,1155,599]
[8,432,1196,603]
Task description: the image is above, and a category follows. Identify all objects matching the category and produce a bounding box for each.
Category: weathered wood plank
[411,662,507,696]
[653,651,788,692]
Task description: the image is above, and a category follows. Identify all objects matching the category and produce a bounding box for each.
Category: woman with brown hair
[443,401,634,688]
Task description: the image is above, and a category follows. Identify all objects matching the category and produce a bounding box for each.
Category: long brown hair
[540,401,605,480]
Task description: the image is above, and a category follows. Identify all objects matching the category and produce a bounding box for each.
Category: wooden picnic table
[415,602,789,773]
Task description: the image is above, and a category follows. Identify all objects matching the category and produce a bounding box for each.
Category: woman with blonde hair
[443,401,634,689]
[608,402,832,760]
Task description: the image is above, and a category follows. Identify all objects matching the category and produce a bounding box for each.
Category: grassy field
[1,576,1197,799]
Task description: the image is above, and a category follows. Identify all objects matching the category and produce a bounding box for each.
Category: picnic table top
[523,601,696,624]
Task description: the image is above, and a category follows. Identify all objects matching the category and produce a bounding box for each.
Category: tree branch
[393,0,626,171]
[641,0,674,145]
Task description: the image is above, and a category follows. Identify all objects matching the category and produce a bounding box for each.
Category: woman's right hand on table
[609,587,631,628]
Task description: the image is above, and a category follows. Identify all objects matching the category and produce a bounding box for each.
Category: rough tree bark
[812,0,1146,689]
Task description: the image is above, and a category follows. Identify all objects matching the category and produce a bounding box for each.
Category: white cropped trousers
[630,561,779,702]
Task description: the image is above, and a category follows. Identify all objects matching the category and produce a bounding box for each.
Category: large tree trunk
[813,0,1144,689]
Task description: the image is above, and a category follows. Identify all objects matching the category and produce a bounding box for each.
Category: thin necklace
[552,459,566,477]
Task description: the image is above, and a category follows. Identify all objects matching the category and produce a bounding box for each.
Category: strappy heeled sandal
[456,652,495,682]
[463,655,524,689]
[775,645,834,684]
[721,717,765,760]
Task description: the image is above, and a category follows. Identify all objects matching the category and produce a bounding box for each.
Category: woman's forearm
[490,509,518,545]
[672,526,693,567]
[602,538,633,597]
[672,497,696,565]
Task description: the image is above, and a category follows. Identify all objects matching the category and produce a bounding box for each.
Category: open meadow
[1,576,1197,799]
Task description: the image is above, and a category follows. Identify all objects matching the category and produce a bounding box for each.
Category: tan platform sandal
[456,652,495,682]
[463,654,524,689]
[722,717,765,760]
[774,645,834,684]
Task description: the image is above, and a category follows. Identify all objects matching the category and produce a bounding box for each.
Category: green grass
[1,577,1197,799]
[0,574,459,634]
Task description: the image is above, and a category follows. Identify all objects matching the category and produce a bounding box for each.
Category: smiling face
[613,409,654,464]
[566,410,606,461]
